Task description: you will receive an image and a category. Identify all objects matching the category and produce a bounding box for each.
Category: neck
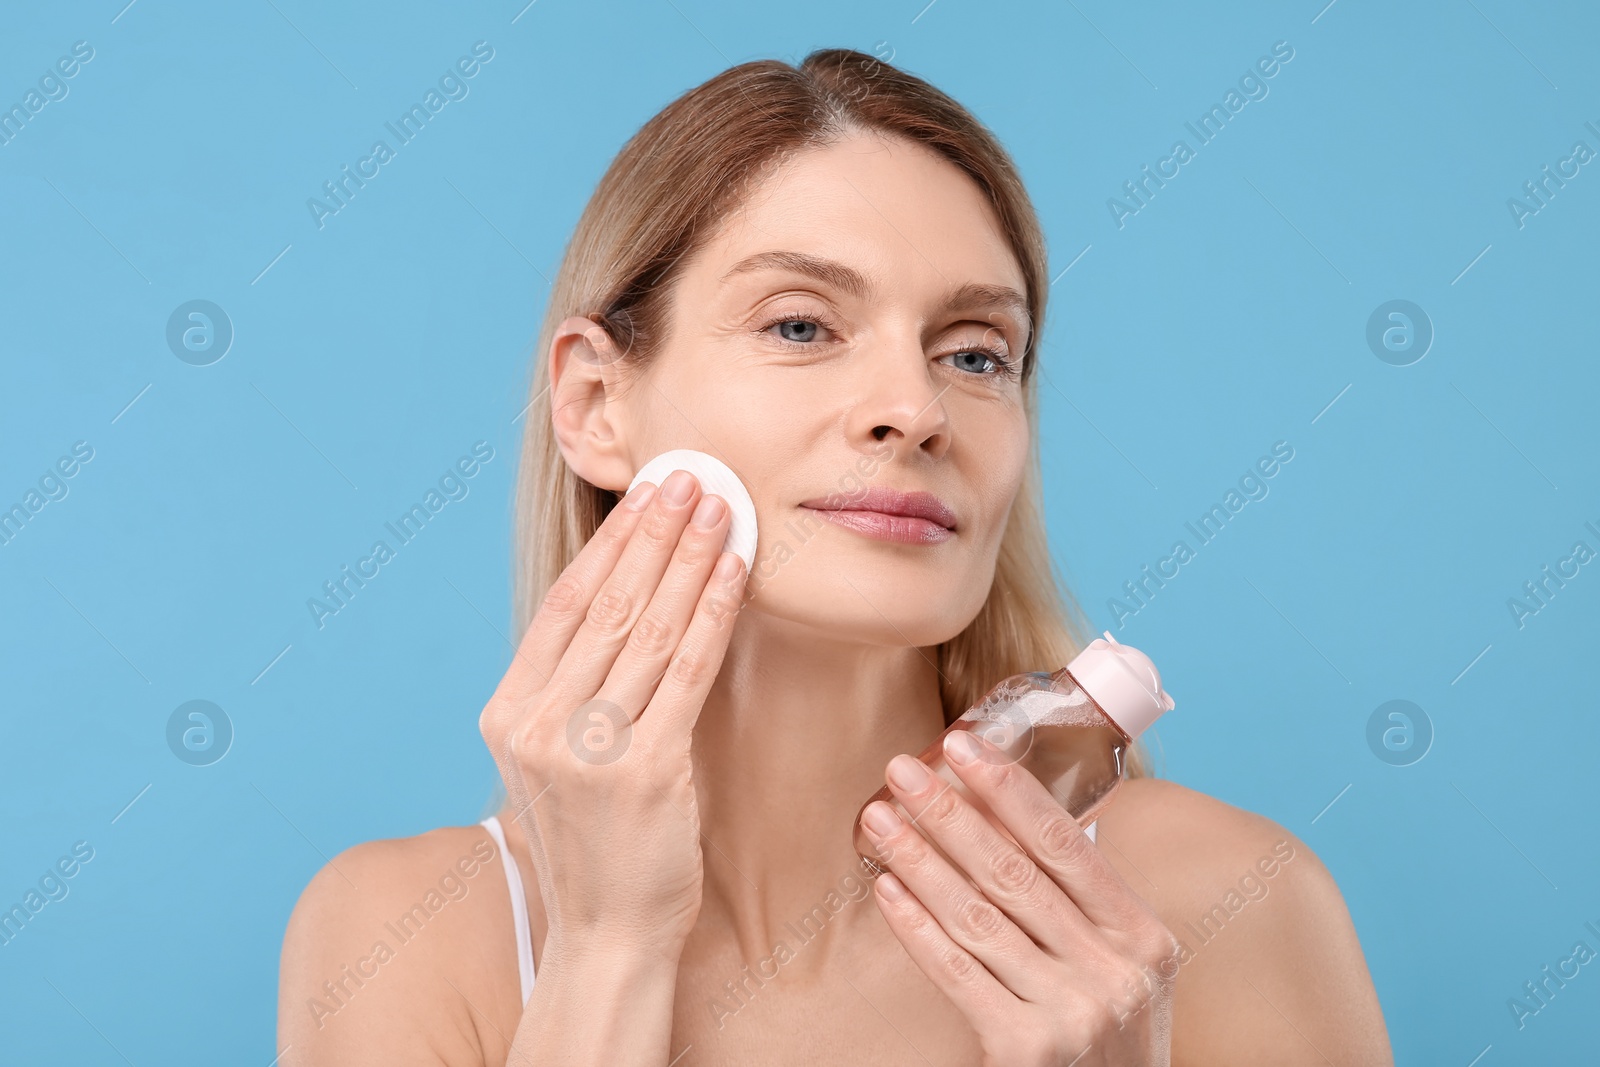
[689,610,948,970]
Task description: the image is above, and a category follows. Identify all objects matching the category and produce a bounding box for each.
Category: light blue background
[2,0,1596,1062]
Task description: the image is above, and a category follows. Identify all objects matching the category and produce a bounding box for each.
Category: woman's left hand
[857,729,1182,1067]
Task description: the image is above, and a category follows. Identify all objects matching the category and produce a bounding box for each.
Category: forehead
[685,131,1027,305]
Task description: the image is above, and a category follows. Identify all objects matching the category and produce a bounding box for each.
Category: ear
[548,315,635,494]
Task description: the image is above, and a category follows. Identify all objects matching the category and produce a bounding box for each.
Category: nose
[850,337,952,461]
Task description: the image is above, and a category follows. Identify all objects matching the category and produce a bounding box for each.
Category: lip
[799,487,957,545]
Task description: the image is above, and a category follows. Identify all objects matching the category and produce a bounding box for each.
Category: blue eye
[940,349,1019,379]
[940,350,992,375]
[757,311,1021,381]
[772,319,819,343]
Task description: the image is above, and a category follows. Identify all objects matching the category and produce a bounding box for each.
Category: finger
[480,481,658,789]
[489,480,657,710]
[942,730,1147,933]
[634,547,747,745]
[870,870,1017,1028]
[599,491,734,726]
[880,750,1095,959]
[542,470,706,714]
[857,790,1053,1002]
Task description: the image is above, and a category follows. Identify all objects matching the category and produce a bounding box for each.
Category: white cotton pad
[626,449,758,571]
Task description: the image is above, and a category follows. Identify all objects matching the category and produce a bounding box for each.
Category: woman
[278,49,1392,1065]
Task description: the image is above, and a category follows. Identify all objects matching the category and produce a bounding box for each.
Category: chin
[746,559,978,649]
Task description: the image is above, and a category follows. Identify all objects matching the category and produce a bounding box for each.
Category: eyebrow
[721,250,1032,346]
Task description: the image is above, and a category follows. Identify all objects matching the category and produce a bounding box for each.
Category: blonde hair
[506,48,1154,787]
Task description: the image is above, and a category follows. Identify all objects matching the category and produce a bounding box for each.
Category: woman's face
[566,130,1033,647]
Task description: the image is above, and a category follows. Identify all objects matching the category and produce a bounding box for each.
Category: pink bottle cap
[1064,631,1176,738]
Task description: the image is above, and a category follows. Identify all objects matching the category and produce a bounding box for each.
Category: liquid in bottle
[853,631,1176,874]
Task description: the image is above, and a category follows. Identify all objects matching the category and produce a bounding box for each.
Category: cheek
[642,357,771,447]
[966,409,1031,530]
[657,370,803,529]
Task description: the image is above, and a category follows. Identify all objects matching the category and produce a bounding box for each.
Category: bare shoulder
[1097,777,1394,1066]
[1096,777,1323,941]
[277,823,522,1067]
[1098,776,1288,868]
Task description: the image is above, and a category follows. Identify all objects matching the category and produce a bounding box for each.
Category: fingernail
[862,801,901,838]
[944,730,981,766]
[623,482,656,511]
[876,872,908,901]
[662,469,696,506]
[887,754,932,792]
[714,552,742,581]
[691,494,725,528]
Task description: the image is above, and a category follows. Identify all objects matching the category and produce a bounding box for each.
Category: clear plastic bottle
[853,631,1176,874]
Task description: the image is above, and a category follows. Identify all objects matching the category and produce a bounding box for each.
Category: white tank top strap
[480,815,536,1004]
[1086,820,1097,842]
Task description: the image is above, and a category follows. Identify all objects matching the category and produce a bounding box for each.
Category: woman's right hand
[479,468,749,966]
